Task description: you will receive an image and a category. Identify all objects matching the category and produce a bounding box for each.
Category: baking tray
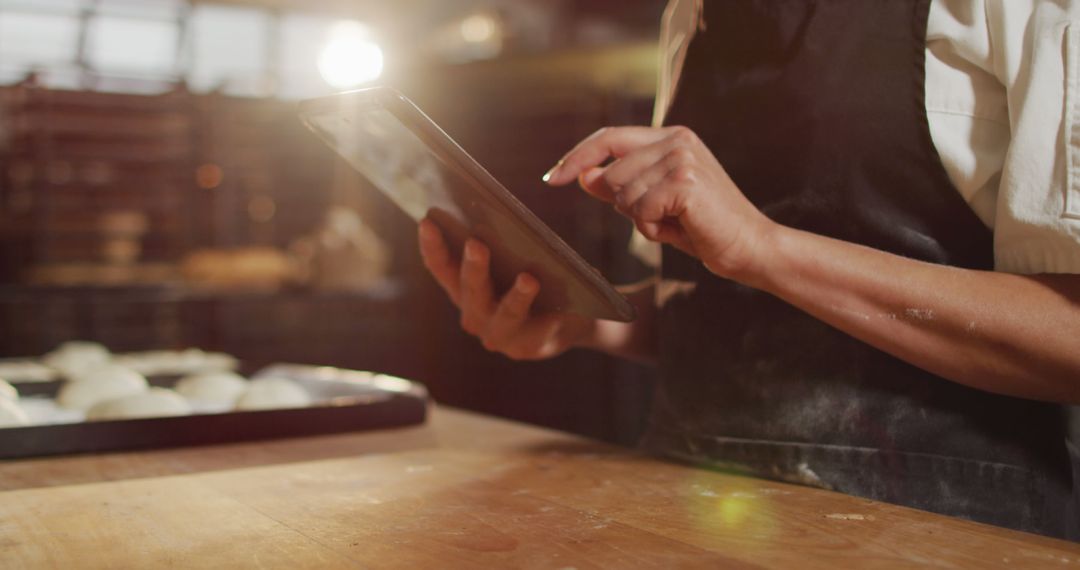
[0,363,428,459]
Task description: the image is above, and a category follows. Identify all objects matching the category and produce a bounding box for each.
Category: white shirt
[648,0,1080,275]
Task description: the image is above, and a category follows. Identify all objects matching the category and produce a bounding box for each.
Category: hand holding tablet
[300,87,635,322]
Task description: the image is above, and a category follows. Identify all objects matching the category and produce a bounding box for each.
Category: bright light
[317,21,383,88]
[460,14,496,44]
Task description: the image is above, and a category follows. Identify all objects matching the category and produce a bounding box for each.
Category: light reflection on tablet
[300,89,637,322]
[306,108,461,223]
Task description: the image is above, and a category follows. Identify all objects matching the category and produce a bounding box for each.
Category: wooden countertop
[2,406,1078,568]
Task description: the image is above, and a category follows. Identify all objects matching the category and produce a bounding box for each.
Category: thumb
[577,166,616,204]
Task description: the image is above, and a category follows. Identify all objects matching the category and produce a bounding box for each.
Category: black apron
[642,0,1078,539]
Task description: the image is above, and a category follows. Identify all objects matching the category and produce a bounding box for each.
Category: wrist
[571,278,657,363]
[704,217,786,288]
[589,318,656,364]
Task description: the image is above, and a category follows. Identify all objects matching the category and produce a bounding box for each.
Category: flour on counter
[824,513,875,521]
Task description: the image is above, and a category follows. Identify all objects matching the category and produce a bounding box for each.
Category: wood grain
[1,407,1078,569]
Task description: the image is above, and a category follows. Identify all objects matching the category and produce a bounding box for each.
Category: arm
[418,218,658,364]
[545,126,1080,403]
[750,226,1080,403]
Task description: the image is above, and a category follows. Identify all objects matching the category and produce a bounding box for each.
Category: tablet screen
[300,89,635,322]
[305,107,459,222]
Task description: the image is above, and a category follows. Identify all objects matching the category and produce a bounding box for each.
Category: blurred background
[0,0,664,444]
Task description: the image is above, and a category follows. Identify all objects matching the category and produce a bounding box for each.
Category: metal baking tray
[0,363,428,459]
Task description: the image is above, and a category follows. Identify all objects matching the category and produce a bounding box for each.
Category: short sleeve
[982,0,1080,274]
[1064,23,1080,221]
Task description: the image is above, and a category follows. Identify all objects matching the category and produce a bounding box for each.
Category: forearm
[738,225,1080,403]
[580,278,658,365]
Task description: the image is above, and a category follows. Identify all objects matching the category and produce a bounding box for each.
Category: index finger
[418,218,462,305]
[543,126,671,187]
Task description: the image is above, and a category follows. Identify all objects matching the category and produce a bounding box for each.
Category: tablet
[299,87,636,322]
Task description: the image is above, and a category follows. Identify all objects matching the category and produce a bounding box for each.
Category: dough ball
[0,398,30,428]
[113,349,239,376]
[235,377,311,411]
[175,371,248,405]
[66,363,144,386]
[110,350,170,376]
[0,361,55,383]
[197,352,240,373]
[0,379,17,401]
[87,388,192,421]
[57,365,148,411]
[43,341,111,376]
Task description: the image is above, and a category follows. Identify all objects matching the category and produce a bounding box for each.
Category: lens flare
[460,14,496,44]
[318,21,383,88]
[683,470,779,546]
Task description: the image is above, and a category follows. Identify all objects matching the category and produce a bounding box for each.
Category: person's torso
[643,0,1074,539]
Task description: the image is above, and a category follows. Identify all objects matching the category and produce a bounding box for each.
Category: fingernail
[418,221,433,240]
[465,240,481,261]
[542,161,563,184]
[614,191,630,208]
[516,274,537,294]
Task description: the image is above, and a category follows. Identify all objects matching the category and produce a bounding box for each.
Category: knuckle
[636,221,658,240]
[602,169,622,189]
[460,315,479,335]
[626,180,648,198]
[535,340,558,359]
[668,147,694,165]
[613,188,631,209]
[468,249,489,268]
[670,125,696,144]
[632,197,661,221]
[461,262,484,283]
[615,184,640,209]
[428,262,451,281]
[517,345,547,361]
[669,165,695,184]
